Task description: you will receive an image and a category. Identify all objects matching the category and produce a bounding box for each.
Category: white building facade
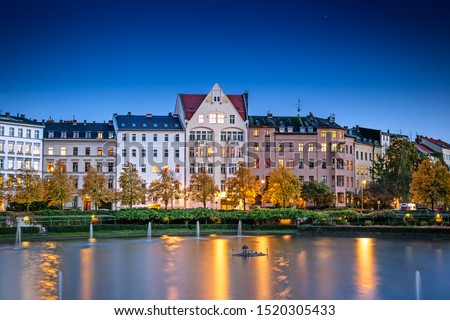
[113,113,185,208]
[0,113,44,211]
[174,83,249,208]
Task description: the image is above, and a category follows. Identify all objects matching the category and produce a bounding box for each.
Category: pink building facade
[248,113,356,208]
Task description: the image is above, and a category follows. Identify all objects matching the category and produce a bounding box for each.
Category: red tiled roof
[423,137,450,149]
[180,94,207,121]
[416,143,434,154]
[179,94,247,121]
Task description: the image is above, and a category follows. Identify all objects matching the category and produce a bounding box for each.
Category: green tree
[262,168,302,208]
[225,162,261,209]
[149,169,180,209]
[44,160,77,209]
[373,138,419,203]
[118,162,147,208]
[12,168,44,212]
[79,165,112,210]
[410,159,450,210]
[301,180,332,208]
[363,181,394,210]
[189,171,220,208]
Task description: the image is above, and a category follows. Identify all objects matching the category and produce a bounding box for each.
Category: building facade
[113,112,185,208]
[346,126,382,207]
[43,120,116,210]
[0,113,44,210]
[174,83,248,208]
[248,112,356,208]
[416,135,450,168]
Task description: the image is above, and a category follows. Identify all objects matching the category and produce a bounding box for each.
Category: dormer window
[85,131,91,138]
[61,131,67,138]
[73,131,79,138]
[48,132,54,138]
[279,127,285,133]
[288,126,293,133]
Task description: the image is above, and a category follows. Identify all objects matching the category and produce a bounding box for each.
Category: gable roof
[178,93,247,121]
[421,136,450,149]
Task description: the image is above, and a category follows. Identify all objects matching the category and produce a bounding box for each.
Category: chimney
[33,119,37,122]
[355,125,360,131]
[328,113,335,123]
[108,120,113,125]
[59,120,63,123]
[20,114,25,118]
[5,112,10,117]
[146,113,152,117]
[127,112,131,116]
[72,119,77,124]
[168,112,172,116]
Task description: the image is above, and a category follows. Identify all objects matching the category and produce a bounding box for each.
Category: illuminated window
[209,113,217,123]
[98,132,103,139]
[278,159,284,168]
[332,131,337,138]
[48,146,54,155]
[97,147,102,156]
[298,143,304,152]
[218,114,225,123]
[321,143,327,152]
[153,165,158,173]
[47,161,54,172]
[308,143,314,152]
[321,130,326,137]
[61,147,66,156]
[199,115,205,124]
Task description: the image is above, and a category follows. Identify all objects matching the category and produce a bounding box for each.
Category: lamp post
[361,179,366,213]
[260,179,265,208]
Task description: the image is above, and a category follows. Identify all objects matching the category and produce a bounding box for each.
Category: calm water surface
[1,234,449,300]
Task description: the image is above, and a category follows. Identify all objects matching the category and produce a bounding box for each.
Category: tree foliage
[410,159,450,210]
[44,160,77,209]
[118,162,147,208]
[262,168,302,208]
[301,180,332,208]
[363,181,394,210]
[12,168,44,211]
[149,169,180,209]
[225,162,261,209]
[383,138,420,202]
[189,171,220,208]
[80,165,112,210]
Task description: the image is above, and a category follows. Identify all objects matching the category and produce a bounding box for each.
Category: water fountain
[147,222,152,240]
[58,271,63,300]
[416,270,421,300]
[196,220,200,239]
[237,220,242,237]
[15,226,22,249]
[89,223,93,240]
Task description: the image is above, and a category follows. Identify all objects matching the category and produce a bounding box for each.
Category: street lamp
[361,179,366,213]
[260,179,265,208]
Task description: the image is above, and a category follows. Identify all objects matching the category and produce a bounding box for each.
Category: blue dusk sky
[1,0,449,142]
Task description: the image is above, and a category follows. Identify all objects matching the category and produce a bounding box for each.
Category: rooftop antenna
[296,98,302,117]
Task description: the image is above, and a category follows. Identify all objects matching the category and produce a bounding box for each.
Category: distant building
[113,112,185,208]
[346,125,382,191]
[248,112,355,208]
[415,135,450,167]
[174,83,248,208]
[0,112,44,210]
[43,120,116,210]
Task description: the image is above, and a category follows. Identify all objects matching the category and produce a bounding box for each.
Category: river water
[1,234,449,300]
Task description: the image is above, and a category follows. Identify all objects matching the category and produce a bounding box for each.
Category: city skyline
[1,0,449,142]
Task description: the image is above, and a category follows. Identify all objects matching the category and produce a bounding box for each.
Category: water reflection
[79,246,94,299]
[2,235,450,300]
[354,238,378,299]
